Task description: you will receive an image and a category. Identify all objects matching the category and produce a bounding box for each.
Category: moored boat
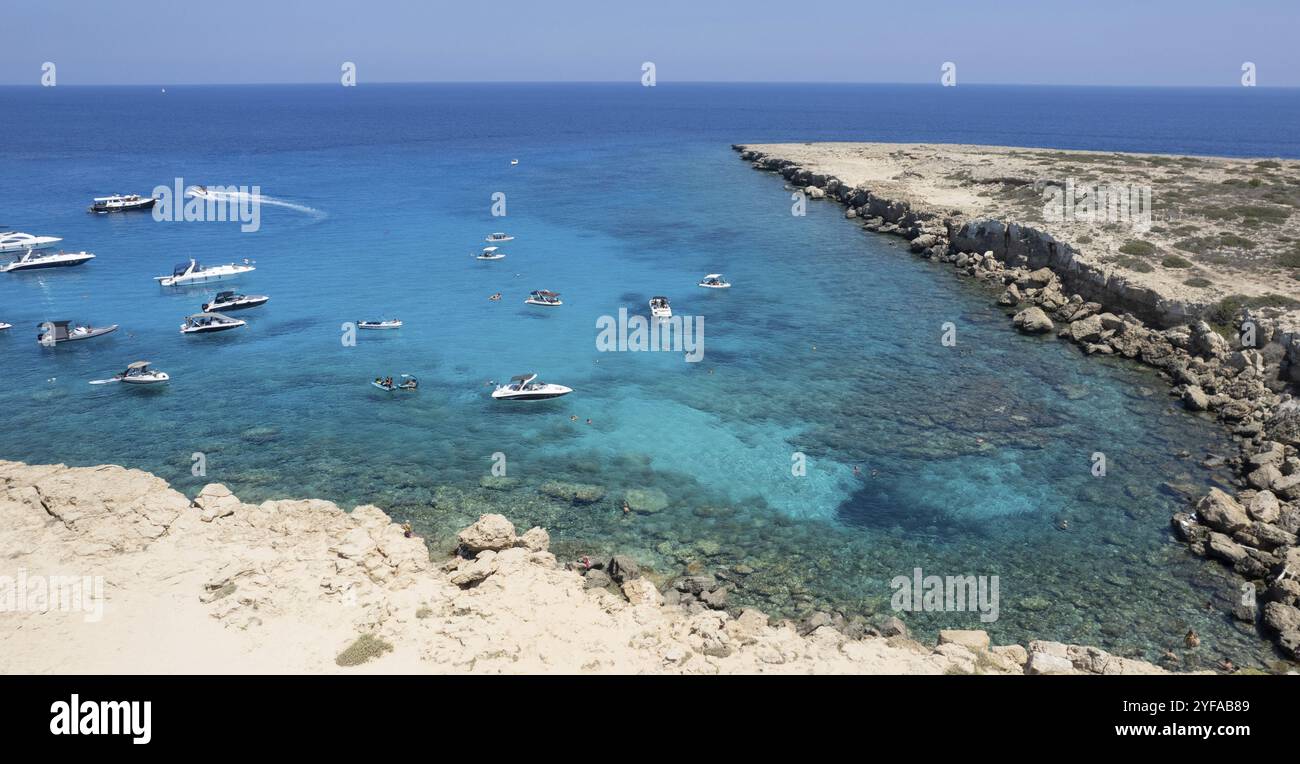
[37,320,119,345]
[91,360,170,386]
[485,232,515,243]
[0,232,63,253]
[491,373,572,401]
[89,194,157,213]
[697,273,731,289]
[156,258,255,287]
[202,290,269,312]
[476,246,506,260]
[180,312,246,334]
[649,295,672,318]
[524,290,562,307]
[2,249,95,273]
[357,319,402,330]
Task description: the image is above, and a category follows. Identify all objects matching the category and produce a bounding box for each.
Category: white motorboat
[649,296,672,318]
[156,258,255,287]
[89,194,157,213]
[492,373,573,401]
[38,320,119,345]
[485,232,515,243]
[510,159,519,166]
[476,246,506,260]
[91,361,170,386]
[203,290,269,312]
[2,249,95,273]
[180,312,246,334]
[524,290,562,307]
[0,322,12,331]
[0,232,63,253]
[186,185,218,200]
[357,319,402,330]
[697,273,731,289]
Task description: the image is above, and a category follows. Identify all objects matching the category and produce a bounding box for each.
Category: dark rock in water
[799,611,834,636]
[583,569,612,589]
[874,615,908,638]
[606,555,641,583]
[700,586,729,610]
[675,575,717,595]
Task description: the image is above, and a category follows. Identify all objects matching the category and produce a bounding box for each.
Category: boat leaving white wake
[189,187,327,220]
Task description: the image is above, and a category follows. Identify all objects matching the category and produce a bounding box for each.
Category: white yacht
[2,249,95,273]
[0,322,12,331]
[180,312,246,334]
[485,232,515,243]
[524,290,562,307]
[156,258,255,287]
[697,273,731,289]
[89,194,157,213]
[203,290,268,312]
[357,319,402,330]
[491,373,573,401]
[38,320,119,345]
[649,296,672,318]
[476,246,506,260]
[92,361,170,386]
[0,232,63,253]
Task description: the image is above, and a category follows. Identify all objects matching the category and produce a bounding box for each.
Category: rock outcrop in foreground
[0,461,1168,675]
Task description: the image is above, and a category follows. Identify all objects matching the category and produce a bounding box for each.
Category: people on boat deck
[489,293,501,301]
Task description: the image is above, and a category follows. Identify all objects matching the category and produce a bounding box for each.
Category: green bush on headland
[1118,240,1157,256]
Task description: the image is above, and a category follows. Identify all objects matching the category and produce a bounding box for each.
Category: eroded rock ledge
[0,460,1172,675]
[735,144,1300,662]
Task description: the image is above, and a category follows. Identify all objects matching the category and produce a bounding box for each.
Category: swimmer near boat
[372,374,418,392]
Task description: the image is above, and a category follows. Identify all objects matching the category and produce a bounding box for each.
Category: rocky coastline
[735,143,1300,663]
[0,459,1173,675]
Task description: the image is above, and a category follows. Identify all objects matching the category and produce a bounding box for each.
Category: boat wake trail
[200,189,328,220]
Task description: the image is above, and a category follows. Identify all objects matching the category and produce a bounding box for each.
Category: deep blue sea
[3,84,1298,666]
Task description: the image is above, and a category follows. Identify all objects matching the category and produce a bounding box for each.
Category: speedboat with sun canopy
[491,373,572,401]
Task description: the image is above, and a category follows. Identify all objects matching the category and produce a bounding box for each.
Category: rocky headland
[735,143,1300,663]
[0,460,1171,675]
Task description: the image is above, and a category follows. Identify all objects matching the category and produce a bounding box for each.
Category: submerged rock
[623,488,669,514]
[539,481,606,504]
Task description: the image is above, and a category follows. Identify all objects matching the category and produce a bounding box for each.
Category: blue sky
[3,0,1296,86]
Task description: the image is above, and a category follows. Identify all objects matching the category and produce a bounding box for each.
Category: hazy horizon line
[4,80,1296,90]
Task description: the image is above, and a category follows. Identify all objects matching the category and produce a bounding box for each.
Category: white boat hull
[492,383,573,401]
[0,237,62,253]
[121,373,170,385]
[158,265,254,287]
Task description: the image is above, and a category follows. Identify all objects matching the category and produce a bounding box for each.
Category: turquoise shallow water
[2,84,1297,667]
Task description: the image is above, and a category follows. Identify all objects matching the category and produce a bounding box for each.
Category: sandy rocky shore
[736,142,1300,664]
[1,460,1169,675]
